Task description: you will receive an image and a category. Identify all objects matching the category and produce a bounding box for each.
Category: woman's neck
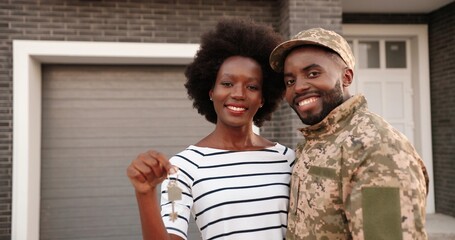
[196,124,273,151]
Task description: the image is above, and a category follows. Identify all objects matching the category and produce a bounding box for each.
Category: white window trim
[12,40,199,240]
[343,24,435,213]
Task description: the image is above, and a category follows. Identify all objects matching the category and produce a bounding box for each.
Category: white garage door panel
[43,116,205,128]
[40,65,210,240]
[43,98,192,109]
[41,146,181,160]
[44,88,184,98]
[41,186,133,199]
[43,107,198,119]
[42,136,203,148]
[41,156,130,168]
[40,195,134,209]
[44,126,210,139]
[41,175,129,189]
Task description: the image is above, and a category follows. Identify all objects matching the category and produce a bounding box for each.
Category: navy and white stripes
[161,143,295,240]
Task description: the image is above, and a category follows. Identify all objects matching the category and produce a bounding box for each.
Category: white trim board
[12,40,199,240]
[343,24,435,213]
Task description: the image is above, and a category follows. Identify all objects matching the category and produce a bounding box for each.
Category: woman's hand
[126,150,177,194]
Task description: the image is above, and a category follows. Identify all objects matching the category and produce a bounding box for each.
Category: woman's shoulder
[273,142,295,154]
[270,142,295,165]
[168,145,206,167]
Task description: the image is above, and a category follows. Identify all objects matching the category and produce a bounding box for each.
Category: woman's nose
[231,85,245,99]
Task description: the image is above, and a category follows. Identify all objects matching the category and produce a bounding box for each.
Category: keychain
[167,173,182,222]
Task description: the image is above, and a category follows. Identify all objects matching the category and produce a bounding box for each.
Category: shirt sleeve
[161,161,194,240]
[285,146,296,168]
[344,144,428,240]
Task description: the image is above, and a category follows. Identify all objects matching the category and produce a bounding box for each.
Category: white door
[347,38,414,144]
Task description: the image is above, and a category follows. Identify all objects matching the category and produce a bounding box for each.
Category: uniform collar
[298,94,367,138]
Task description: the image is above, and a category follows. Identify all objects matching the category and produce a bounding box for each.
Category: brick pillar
[286,0,343,35]
[261,0,343,149]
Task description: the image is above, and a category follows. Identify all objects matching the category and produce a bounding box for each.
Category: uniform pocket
[308,166,337,179]
[298,166,342,212]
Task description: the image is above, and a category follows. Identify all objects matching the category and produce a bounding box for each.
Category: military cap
[269,28,355,72]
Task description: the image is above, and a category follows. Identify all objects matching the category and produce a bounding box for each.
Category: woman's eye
[247,85,259,91]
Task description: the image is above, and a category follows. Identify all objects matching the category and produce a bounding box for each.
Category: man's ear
[342,68,354,88]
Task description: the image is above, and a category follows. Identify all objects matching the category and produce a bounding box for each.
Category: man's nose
[294,77,310,93]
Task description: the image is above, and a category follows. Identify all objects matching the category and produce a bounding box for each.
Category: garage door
[40,65,211,240]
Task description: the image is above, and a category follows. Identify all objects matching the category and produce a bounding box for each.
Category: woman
[126,18,295,240]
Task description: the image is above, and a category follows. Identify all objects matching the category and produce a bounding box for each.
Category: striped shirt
[161,143,295,240]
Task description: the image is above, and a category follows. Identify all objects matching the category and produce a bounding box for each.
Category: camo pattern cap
[269,28,355,72]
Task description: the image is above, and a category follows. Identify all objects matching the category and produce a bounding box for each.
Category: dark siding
[343,13,428,24]
[429,1,455,218]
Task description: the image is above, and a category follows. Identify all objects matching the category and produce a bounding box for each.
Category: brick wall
[343,13,428,24]
[428,1,455,217]
[0,0,281,238]
[288,0,342,35]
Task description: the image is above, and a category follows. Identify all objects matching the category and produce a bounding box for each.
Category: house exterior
[1,0,453,239]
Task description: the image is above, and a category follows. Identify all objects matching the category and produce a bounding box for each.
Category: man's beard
[293,80,344,126]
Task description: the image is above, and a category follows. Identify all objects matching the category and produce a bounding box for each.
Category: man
[269,28,429,240]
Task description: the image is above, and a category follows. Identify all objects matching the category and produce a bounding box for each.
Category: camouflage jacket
[287,94,429,240]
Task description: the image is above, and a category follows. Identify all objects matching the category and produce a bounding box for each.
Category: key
[167,179,182,222]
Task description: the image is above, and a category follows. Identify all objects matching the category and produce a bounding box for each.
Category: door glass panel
[386,41,406,68]
[358,41,379,69]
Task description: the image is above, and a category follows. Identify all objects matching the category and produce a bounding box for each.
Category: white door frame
[12,40,199,240]
[342,24,435,213]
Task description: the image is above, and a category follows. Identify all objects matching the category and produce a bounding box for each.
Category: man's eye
[308,71,320,78]
[285,79,295,87]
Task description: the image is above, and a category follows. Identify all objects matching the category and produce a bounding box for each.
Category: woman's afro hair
[184,18,285,127]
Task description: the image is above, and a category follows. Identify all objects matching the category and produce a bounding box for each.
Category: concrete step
[427,213,455,240]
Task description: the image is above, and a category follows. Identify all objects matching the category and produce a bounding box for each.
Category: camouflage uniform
[286,95,429,240]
